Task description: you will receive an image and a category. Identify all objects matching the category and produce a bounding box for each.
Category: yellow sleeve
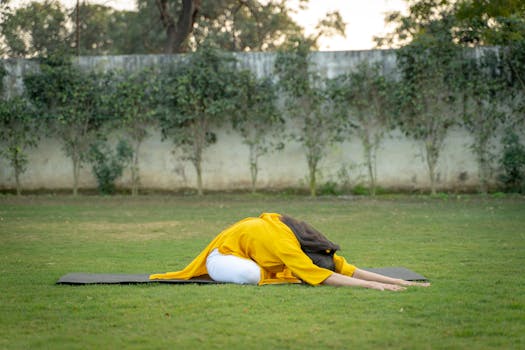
[333,253,357,277]
[273,237,334,286]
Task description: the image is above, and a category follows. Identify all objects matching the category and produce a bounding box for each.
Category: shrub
[318,181,341,196]
[88,140,133,195]
[498,129,525,193]
[352,184,369,196]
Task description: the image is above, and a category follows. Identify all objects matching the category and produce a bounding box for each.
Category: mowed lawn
[0,194,523,349]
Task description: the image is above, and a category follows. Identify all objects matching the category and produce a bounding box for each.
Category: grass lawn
[0,194,524,349]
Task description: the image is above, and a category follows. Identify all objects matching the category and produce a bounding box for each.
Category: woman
[150,213,430,291]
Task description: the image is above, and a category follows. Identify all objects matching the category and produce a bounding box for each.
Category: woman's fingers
[409,281,431,287]
[399,280,431,287]
[387,284,407,291]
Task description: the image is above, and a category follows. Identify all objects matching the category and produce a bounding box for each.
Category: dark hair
[280,214,340,271]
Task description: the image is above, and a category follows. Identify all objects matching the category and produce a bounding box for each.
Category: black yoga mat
[56,273,219,285]
[361,267,428,281]
[56,267,428,285]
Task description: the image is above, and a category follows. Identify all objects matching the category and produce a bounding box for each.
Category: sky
[10,0,408,51]
[289,0,408,50]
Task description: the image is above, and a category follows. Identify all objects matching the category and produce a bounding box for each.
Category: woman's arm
[352,268,431,287]
[322,272,407,291]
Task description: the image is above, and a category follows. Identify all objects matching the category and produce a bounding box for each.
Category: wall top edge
[1,46,501,64]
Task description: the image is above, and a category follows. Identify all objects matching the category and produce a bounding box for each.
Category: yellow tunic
[149,213,357,285]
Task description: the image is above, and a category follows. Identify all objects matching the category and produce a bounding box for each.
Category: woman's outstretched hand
[368,281,407,291]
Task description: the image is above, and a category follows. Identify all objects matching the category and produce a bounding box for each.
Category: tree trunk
[425,142,438,196]
[366,148,376,196]
[477,149,490,195]
[190,119,205,196]
[307,154,317,197]
[157,0,200,54]
[195,160,203,196]
[14,167,21,196]
[12,149,22,196]
[249,144,258,194]
[131,140,141,196]
[362,131,376,196]
[72,152,80,196]
[475,130,490,194]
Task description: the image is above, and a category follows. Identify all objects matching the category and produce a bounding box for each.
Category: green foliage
[1,0,341,56]
[453,1,525,126]
[0,0,69,57]
[72,3,140,56]
[275,38,342,197]
[160,44,238,195]
[134,0,314,54]
[352,184,370,196]
[194,0,304,52]
[393,13,462,195]
[231,70,282,193]
[107,67,162,196]
[454,0,525,45]
[23,57,110,195]
[88,140,133,195]
[499,128,525,193]
[459,49,508,193]
[504,40,525,124]
[378,0,525,194]
[376,0,456,48]
[0,96,38,195]
[328,61,394,196]
[318,180,341,196]
[0,63,6,85]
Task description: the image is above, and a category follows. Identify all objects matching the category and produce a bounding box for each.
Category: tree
[0,92,39,195]
[71,3,142,56]
[231,70,282,193]
[454,0,525,46]
[499,128,525,193]
[2,0,344,56]
[394,14,462,195]
[453,1,525,128]
[274,38,342,197]
[149,0,201,54]
[0,1,11,56]
[328,61,393,196]
[143,0,344,53]
[193,0,304,52]
[375,0,456,48]
[379,0,525,193]
[160,44,237,195]
[24,57,108,195]
[459,49,508,193]
[108,67,161,196]
[377,2,463,194]
[0,0,69,58]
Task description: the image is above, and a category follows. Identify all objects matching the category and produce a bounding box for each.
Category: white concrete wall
[0,50,507,192]
[0,124,492,192]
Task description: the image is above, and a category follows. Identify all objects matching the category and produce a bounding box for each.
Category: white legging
[206,248,261,285]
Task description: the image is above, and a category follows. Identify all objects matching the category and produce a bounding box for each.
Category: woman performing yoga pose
[150,213,430,291]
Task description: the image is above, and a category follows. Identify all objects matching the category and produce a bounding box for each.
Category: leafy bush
[318,181,341,196]
[499,129,525,193]
[352,184,369,196]
[88,140,133,195]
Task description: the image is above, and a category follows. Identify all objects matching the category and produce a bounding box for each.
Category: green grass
[0,194,524,349]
